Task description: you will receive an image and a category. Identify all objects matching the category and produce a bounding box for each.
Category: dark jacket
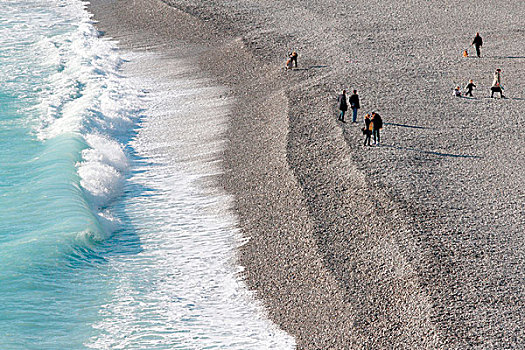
[338,94,348,111]
[472,34,483,47]
[371,113,382,130]
[349,93,360,109]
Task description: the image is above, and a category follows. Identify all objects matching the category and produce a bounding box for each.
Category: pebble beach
[89,0,525,348]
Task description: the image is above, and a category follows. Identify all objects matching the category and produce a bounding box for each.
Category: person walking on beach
[371,112,383,145]
[491,68,505,98]
[464,79,476,97]
[472,32,483,57]
[363,113,372,146]
[337,90,348,122]
[349,89,360,123]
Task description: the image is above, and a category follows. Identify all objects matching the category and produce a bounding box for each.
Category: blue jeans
[352,107,358,123]
[373,129,380,144]
[339,110,346,121]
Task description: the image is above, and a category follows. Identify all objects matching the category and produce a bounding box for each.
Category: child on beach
[464,80,476,97]
[453,86,462,97]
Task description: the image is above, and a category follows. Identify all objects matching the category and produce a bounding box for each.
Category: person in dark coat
[349,90,360,123]
[337,90,348,122]
[371,112,383,145]
[363,113,372,146]
[472,32,483,57]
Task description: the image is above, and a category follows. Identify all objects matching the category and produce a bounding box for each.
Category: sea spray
[32,1,142,240]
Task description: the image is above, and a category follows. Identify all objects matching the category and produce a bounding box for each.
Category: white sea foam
[1,0,135,226]
[86,51,296,349]
[78,134,129,208]
[26,0,141,230]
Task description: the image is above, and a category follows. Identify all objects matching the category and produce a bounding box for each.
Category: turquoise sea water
[0,1,136,347]
[0,1,294,349]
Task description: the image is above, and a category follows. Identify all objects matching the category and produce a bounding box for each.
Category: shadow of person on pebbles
[492,56,525,59]
[384,122,433,130]
[481,96,511,100]
[285,65,329,71]
[383,145,482,159]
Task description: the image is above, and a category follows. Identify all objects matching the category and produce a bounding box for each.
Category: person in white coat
[491,68,505,98]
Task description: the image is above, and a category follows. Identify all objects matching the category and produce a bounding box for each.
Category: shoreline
[97,45,295,346]
[87,1,362,347]
[89,0,525,348]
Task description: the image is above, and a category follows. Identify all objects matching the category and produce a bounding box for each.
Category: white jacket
[492,71,502,87]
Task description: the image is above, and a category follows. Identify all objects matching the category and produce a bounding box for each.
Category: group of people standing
[286,51,383,147]
[337,89,360,123]
[337,89,383,146]
[363,112,383,146]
